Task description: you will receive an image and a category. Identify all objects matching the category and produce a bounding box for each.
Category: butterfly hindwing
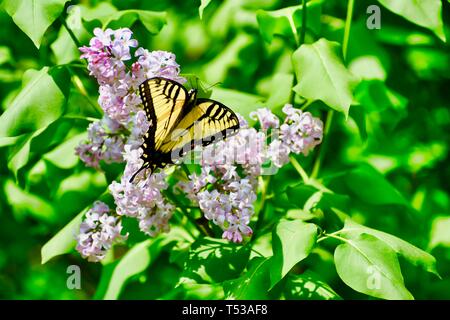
[158,98,240,157]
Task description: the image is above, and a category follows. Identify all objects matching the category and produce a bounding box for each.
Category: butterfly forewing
[139,77,188,150]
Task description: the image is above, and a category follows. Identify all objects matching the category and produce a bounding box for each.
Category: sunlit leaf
[209,87,263,122]
[41,209,85,264]
[102,239,164,300]
[345,164,409,206]
[3,0,69,48]
[203,33,258,85]
[223,257,272,299]
[283,271,341,300]
[4,179,56,223]
[270,220,317,288]
[256,1,322,45]
[199,0,213,19]
[178,237,250,285]
[43,132,86,169]
[0,67,69,138]
[105,10,166,35]
[378,0,445,41]
[292,38,357,116]
[335,233,414,300]
[339,219,440,277]
[429,216,450,249]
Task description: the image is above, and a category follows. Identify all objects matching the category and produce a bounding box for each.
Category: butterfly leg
[129,162,152,183]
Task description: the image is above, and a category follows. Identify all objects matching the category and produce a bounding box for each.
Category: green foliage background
[0,0,449,300]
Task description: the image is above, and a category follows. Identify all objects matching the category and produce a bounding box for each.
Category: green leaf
[4,179,56,223]
[0,46,13,65]
[355,80,408,113]
[178,237,250,284]
[348,104,367,141]
[292,38,357,116]
[265,73,294,113]
[270,220,317,288]
[51,5,87,64]
[102,239,164,300]
[429,216,450,249]
[105,10,166,35]
[43,132,86,169]
[41,209,85,264]
[340,219,439,277]
[3,0,69,48]
[286,184,318,208]
[209,87,263,122]
[256,1,322,44]
[79,2,118,25]
[224,257,272,299]
[378,0,445,42]
[199,0,213,19]
[286,183,349,212]
[283,271,341,300]
[334,233,414,300]
[345,165,409,206]
[170,283,225,299]
[98,228,190,299]
[53,171,107,217]
[203,33,257,84]
[7,130,44,178]
[7,118,75,179]
[0,67,69,138]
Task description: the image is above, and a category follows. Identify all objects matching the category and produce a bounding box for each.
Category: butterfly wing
[131,79,240,183]
[130,77,189,182]
[158,98,240,159]
[139,77,189,150]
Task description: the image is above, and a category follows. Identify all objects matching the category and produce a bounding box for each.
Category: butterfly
[129,77,240,182]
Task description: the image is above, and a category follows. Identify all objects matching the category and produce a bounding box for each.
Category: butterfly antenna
[203,81,222,92]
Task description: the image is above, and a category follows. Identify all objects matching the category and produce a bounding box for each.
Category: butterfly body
[130,77,240,182]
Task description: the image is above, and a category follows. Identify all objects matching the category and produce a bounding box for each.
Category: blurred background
[0,0,449,299]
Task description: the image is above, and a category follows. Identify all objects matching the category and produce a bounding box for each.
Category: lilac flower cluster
[76,201,127,262]
[76,27,185,168]
[76,28,184,261]
[109,145,175,237]
[178,107,323,243]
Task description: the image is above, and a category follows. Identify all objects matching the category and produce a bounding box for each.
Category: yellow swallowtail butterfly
[130,77,240,182]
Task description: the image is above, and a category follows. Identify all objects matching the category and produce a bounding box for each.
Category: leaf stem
[342,0,355,60]
[181,163,192,178]
[290,155,309,183]
[299,0,308,46]
[317,232,349,244]
[288,16,300,48]
[310,110,334,179]
[310,0,354,179]
[251,175,271,242]
[70,71,103,117]
[60,16,82,49]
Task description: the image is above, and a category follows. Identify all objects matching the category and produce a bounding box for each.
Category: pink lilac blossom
[76,28,187,261]
[250,107,280,130]
[75,201,127,262]
[77,26,184,168]
[75,116,125,168]
[280,104,323,156]
[178,106,323,243]
[109,145,174,237]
